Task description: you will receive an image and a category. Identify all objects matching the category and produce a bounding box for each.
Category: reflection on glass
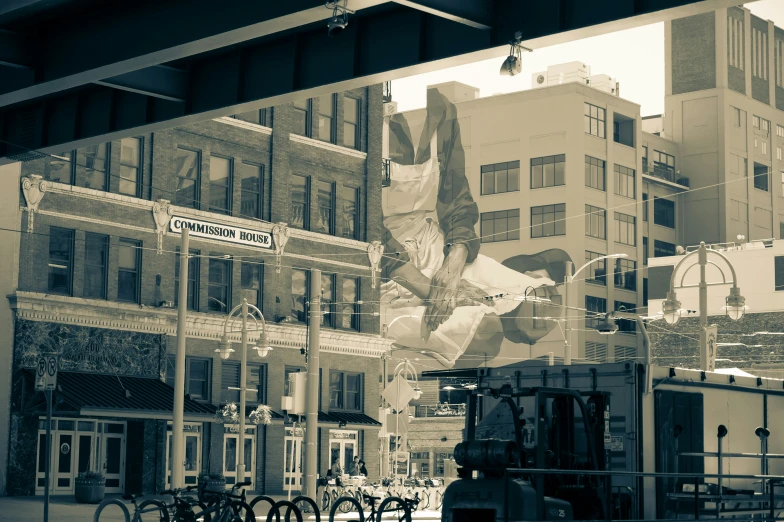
[244,438,253,480]
[185,435,197,471]
[226,438,237,472]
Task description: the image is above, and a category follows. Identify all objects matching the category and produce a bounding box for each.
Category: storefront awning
[318,411,381,427]
[25,370,217,421]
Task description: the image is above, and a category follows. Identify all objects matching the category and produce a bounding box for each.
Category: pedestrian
[349,455,361,476]
[358,460,368,477]
[331,457,343,477]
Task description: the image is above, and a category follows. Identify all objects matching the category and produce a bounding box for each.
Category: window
[166,356,211,401]
[411,452,431,475]
[175,249,200,310]
[330,371,362,411]
[118,239,141,303]
[47,152,74,184]
[776,256,784,291]
[292,98,311,137]
[240,260,263,310]
[585,251,607,285]
[209,156,232,214]
[754,163,769,191]
[763,142,768,156]
[344,96,360,149]
[585,205,606,240]
[762,119,770,133]
[320,272,335,328]
[643,237,649,265]
[341,187,359,240]
[653,150,675,180]
[49,227,74,295]
[777,147,782,161]
[614,259,637,291]
[781,171,784,197]
[781,222,784,240]
[208,257,231,313]
[315,181,335,235]
[753,115,760,128]
[584,103,606,138]
[643,278,648,306]
[175,148,200,209]
[318,94,336,143]
[119,138,141,197]
[614,213,636,246]
[76,143,109,191]
[614,301,637,332]
[233,109,269,126]
[585,296,606,328]
[435,452,453,476]
[732,107,742,127]
[292,269,307,322]
[341,278,360,331]
[654,240,676,257]
[642,146,649,172]
[481,209,520,243]
[530,155,565,189]
[83,233,108,299]
[222,362,266,404]
[291,175,309,230]
[614,164,635,199]
[653,197,675,228]
[728,15,744,70]
[642,193,648,222]
[531,204,566,238]
[778,125,784,138]
[482,161,520,194]
[240,163,263,219]
[584,156,606,191]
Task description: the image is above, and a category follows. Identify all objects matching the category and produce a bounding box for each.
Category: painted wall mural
[381,86,571,370]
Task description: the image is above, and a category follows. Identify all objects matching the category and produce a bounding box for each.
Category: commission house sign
[170,216,273,249]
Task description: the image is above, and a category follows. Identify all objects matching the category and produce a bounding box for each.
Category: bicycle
[94,493,169,522]
[179,482,256,522]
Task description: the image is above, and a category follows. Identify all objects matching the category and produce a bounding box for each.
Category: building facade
[2,86,392,496]
[384,78,686,368]
[664,6,784,246]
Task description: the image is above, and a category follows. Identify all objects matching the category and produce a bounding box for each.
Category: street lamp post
[215,298,272,484]
[563,253,627,365]
[660,242,746,371]
[391,359,421,478]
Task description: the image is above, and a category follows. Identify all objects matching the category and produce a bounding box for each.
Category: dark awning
[317,411,381,427]
[25,370,217,421]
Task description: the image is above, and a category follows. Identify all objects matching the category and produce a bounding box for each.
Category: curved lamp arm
[668,243,739,293]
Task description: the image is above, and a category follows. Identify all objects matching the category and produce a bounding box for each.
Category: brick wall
[751,15,771,105]
[671,12,717,95]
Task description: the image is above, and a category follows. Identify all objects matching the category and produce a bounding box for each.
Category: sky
[391,1,784,117]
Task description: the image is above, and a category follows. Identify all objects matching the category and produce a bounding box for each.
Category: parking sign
[35,356,58,391]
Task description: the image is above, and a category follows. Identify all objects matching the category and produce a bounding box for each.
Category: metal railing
[412,403,466,418]
[685,238,775,253]
[643,162,690,187]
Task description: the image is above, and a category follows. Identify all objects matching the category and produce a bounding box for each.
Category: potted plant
[74,471,105,504]
[198,472,226,500]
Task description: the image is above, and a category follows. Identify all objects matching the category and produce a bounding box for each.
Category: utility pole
[172,228,189,488]
[563,260,573,365]
[237,299,249,482]
[303,269,321,498]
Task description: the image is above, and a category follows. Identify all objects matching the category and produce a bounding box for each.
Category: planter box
[74,479,106,504]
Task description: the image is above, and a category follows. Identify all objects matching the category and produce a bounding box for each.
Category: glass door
[53,426,75,492]
[223,427,256,485]
[329,430,358,474]
[283,428,304,490]
[101,429,125,493]
[166,423,202,486]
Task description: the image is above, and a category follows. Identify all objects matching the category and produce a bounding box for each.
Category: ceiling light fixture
[500,31,532,77]
[326,1,352,37]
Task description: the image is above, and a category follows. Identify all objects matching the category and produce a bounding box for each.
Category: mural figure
[381,86,571,369]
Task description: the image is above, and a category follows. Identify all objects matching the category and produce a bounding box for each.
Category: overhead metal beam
[0,0,747,162]
[391,0,493,30]
[95,66,189,103]
[0,29,32,68]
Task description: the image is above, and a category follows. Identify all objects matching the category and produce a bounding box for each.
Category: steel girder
[0,0,744,162]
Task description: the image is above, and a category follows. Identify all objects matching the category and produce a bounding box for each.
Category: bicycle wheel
[229,501,255,522]
[329,497,364,522]
[377,496,412,522]
[94,498,131,522]
[435,490,443,510]
[133,500,169,522]
[320,489,331,511]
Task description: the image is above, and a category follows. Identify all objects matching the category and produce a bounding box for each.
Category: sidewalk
[0,494,442,522]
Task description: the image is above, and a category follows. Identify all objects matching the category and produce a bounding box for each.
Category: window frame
[175,248,200,311]
[166,355,212,402]
[654,240,676,257]
[290,174,310,230]
[584,103,606,139]
[117,238,142,304]
[239,162,264,220]
[208,255,232,313]
[585,204,607,240]
[481,209,521,243]
[83,233,109,300]
[329,370,363,412]
[174,147,201,209]
[320,272,336,329]
[340,277,361,331]
[343,96,361,150]
[318,94,337,144]
[221,360,267,405]
[585,296,607,328]
[584,155,606,192]
[614,212,636,246]
[118,137,143,198]
[531,204,566,238]
[754,163,769,192]
[530,155,565,189]
[208,155,233,215]
[584,251,607,286]
[643,237,649,265]
[653,197,676,229]
[240,259,264,311]
[614,301,637,332]
[776,256,784,291]
[315,180,336,236]
[76,143,110,192]
[292,99,312,137]
[613,258,637,292]
[341,186,360,240]
[642,193,649,222]
[614,164,636,199]
[47,227,74,296]
[482,161,521,195]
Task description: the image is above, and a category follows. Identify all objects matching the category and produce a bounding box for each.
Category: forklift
[441,383,630,522]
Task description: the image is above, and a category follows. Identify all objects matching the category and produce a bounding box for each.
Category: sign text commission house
[170,216,273,249]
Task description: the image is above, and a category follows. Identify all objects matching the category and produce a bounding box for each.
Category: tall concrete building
[384,72,687,370]
[664,6,784,246]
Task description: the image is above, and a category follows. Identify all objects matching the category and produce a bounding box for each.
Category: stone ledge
[289,133,368,159]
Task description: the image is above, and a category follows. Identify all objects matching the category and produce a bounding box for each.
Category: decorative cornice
[214,117,273,135]
[289,133,368,160]
[9,292,392,358]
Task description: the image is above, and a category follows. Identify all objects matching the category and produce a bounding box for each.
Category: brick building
[1,86,392,496]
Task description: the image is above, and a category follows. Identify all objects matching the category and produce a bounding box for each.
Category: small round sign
[60,442,70,455]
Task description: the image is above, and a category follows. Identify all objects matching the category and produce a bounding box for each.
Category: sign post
[36,355,57,522]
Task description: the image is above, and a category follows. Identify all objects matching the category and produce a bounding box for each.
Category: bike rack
[267,500,303,522]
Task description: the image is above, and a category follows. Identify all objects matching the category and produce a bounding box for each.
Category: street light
[563,253,627,365]
[213,298,272,483]
[661,242,746,371]
[594,310,652,393]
